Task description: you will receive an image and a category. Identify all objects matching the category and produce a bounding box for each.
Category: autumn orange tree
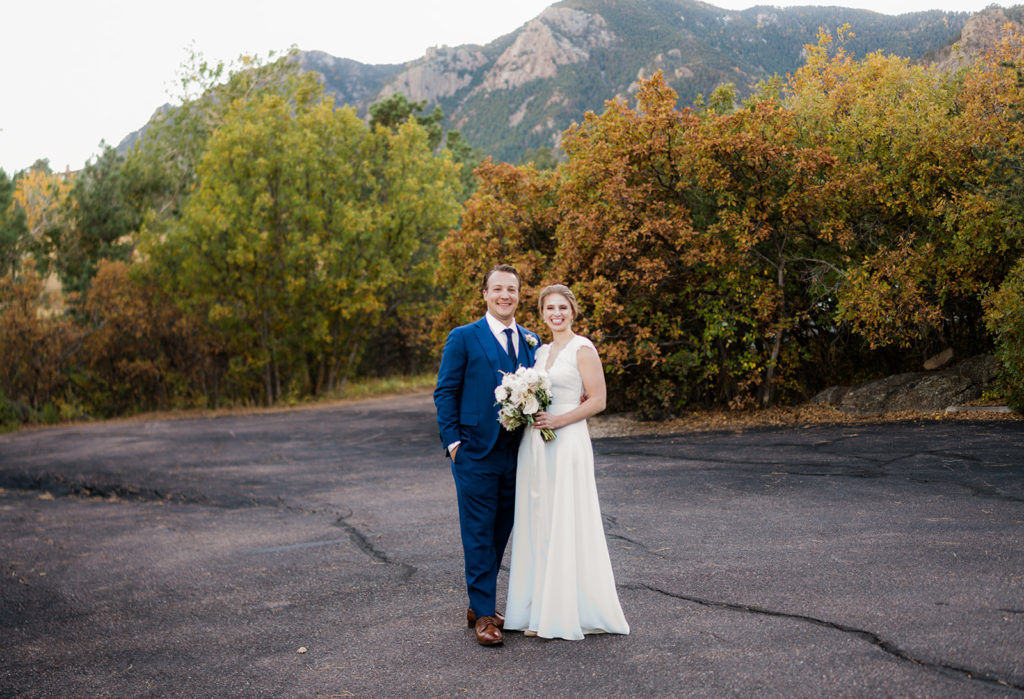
[551,75,857,412]
[75,260,225,415]
[435,26,1024,415]
[786,31,980,357]
[9,164,72,279]
[973,32,1024,410]
[550,77,721,413]
[0,260,81,422]
[434,158,561,337]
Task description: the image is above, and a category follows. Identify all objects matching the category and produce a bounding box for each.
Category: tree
[434,158,561,340]
[370,92,482,201]
[975,32,1024,410]
[0,259,80,418]
[369,92,443,149]
[158,75,461,404]
[0,169,28,277]
[519,146,561,171]
[11,164,74,281]
[786,28,1013,361]
[58,145,138,296]
[126,48,310,234]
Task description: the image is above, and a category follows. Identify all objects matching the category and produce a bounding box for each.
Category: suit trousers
[451,427,519,618]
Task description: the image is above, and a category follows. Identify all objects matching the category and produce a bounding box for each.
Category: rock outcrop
[477,7,616,93]
[812,355,999,415]
[931,8,1020,72]
[298,51,400,105]
[379,46,489,104]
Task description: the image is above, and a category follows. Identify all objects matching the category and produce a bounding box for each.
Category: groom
[434,264,539,646]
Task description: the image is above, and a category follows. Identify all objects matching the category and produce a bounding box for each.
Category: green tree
[126,48,309,233]
[0,169,28,277]
[518,146,561,171]
[369,92,443,149]
[370,92,482,200]
[442,128,483,201]
[158,76,461,404]
[57,145,138,296]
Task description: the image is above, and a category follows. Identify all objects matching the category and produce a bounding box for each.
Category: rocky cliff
[124,0,1022,163]
[930,7,1021,72]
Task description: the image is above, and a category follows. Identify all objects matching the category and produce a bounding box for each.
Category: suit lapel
[474,317,536,371]
[471,318,502,374]
[516,325,534,368]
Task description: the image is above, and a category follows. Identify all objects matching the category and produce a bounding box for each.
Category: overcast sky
[1,0,1010,174]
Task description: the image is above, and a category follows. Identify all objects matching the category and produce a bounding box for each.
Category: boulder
[923,347,954,370]
[812,355,998,415]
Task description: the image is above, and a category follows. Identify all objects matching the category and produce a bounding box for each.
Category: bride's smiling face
[542,293,574,333]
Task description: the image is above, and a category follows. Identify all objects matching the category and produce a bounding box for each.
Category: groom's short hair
[481,264,521,292]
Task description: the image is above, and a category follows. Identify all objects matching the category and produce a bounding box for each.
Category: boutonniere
[525,334,539,348]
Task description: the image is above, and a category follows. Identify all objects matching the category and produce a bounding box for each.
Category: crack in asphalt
[956,482,1024,504]
[2,471,428,584]
[629,583,1024,693]
[603,513,669,558]
[334,511,417,582]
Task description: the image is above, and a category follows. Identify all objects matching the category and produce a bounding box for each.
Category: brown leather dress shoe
[466,608,504,629]
[474,616,503,646]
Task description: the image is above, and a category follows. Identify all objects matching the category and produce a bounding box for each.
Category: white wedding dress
[505,334,630,640]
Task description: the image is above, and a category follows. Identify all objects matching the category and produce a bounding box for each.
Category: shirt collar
[485,312,516,338]
[485,311,516,333]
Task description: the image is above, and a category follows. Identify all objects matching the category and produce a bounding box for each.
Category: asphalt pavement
[1,395,1022,698]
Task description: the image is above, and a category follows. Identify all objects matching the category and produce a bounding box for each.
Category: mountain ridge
[122,0,1023,163]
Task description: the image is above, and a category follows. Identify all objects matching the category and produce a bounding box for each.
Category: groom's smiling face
[483,271,520,325]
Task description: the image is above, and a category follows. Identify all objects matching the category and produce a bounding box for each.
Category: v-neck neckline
[544,335,575,372]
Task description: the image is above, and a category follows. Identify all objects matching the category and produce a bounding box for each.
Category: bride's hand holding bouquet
[494,366,556,441]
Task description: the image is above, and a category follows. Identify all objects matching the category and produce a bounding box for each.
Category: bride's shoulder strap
[575,335,597,352]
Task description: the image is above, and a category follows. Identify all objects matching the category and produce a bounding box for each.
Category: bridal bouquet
[494,366,556,441]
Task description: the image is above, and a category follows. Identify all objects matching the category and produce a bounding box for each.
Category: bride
[504,284,630,640]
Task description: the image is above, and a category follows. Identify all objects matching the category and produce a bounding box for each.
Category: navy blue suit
[434,317,539,617]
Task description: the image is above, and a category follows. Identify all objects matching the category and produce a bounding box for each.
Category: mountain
[124,0,1023,164]
[930,5,1020,72]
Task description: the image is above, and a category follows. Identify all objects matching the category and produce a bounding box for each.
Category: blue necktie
[503,328,517,364]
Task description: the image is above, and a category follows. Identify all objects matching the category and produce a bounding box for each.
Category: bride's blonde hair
[537,284,580,318]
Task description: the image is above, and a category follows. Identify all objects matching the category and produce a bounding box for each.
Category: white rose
[523,394,540,415]
[494,385,509,402]
[510,385,528,405]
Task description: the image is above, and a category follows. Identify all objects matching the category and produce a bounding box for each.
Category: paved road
[1,395,1022,698]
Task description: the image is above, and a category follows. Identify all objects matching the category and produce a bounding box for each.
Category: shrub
[984,257,1024,412]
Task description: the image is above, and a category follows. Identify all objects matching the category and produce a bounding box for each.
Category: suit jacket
[434,317,539,460]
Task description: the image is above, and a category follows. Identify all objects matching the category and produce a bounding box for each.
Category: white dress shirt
[485,311,519,359]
